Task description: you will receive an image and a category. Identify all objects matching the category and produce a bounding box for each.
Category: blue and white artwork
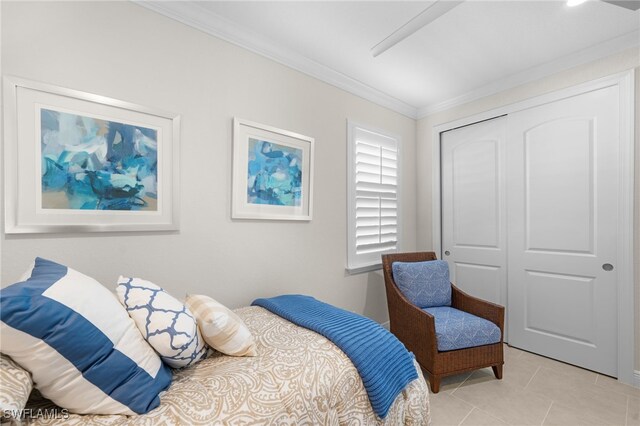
[247,138,302,206]
[40,108,158,211]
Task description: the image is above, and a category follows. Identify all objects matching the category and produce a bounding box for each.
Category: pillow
[0,354,33,419]
[116,277,207,369]
[0,258,172,415]
[392,260,452,308]
[185,294,257,357]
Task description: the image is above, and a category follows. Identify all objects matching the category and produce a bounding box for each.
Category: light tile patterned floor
[427,344,640,426]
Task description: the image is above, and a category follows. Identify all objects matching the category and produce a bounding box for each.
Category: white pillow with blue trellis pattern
[392,260,452,308]
[116,277,207,369]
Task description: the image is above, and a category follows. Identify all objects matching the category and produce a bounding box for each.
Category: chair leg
[492,364,503,380]
[428,374,441,393]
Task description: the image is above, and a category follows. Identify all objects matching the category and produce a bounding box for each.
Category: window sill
[346,263,382,275]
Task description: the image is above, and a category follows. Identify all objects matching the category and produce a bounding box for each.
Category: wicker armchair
[382,251,504,393]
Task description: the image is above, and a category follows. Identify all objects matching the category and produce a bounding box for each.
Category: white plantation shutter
[347,122,401,271]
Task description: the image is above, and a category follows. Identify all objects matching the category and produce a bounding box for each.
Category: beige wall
[0,1,418,323]
[2,0,637,373]
[416,48,640,371]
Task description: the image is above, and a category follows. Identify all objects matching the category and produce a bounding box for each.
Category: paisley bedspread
[23,306,430,425]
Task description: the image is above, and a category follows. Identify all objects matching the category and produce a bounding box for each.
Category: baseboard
[634,370,640,389]
[380,321,390,331]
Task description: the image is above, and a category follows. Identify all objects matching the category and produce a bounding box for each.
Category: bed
[20,306,430,425]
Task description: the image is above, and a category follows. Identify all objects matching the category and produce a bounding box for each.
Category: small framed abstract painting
[3,76,180,233]
[232,118,314,220]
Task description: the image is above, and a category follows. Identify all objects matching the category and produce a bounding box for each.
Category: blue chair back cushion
[392,260,452,308]
[423,306,501,352]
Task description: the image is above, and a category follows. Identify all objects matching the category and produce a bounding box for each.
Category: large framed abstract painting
[232,118,314,220]
[3,76,180,233]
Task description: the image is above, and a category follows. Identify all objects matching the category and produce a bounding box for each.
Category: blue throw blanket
[252,295,418,418]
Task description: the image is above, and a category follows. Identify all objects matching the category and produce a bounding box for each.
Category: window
[347,121,400,272]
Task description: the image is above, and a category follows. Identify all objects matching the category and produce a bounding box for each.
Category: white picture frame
[3,76,180,233]
[232,118,314,221]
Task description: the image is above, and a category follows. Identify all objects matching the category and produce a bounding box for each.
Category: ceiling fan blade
[371,1,464,57]
[601,0,640,11]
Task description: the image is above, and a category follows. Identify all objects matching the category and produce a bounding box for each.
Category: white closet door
[507,86,619,376]
[441,117,507,307]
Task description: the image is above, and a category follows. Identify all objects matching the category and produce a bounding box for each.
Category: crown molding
[133,0,419,119]
[416,29,640,118]
[133,1,639,123]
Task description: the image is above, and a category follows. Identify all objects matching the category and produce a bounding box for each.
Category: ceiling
[137,1,640,118]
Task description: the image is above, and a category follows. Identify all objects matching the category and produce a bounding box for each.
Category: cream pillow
[185,295,256,357]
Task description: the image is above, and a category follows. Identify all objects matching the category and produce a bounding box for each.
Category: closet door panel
[441,117,507,307]
[507,85,619,376]
[525,118,594,253]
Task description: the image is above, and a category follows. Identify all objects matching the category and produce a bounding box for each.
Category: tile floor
[427,344,640,426]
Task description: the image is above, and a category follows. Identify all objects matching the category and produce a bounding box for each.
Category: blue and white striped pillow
[0,258,172,415]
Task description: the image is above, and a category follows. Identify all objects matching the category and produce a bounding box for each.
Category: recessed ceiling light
[567,0,588,6]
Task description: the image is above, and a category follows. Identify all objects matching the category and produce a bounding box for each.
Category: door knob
[602,263,614,271]
[444,250,450,256]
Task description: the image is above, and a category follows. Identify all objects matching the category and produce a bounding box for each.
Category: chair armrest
[383,270,438,365]
[451,285,505,338]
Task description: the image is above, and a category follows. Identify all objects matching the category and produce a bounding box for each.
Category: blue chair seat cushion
[423,306,501,352]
